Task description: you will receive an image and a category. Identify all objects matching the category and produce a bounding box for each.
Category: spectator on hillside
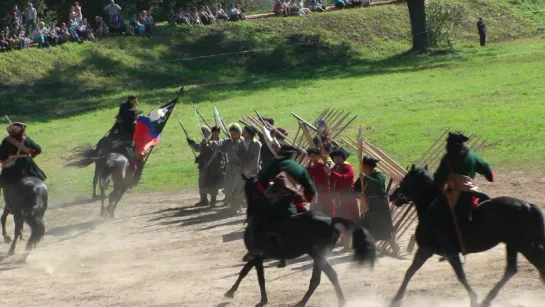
[0,31,11,52]
[176,9,192,25]
[45,25,61,45]
[77,18,93,40]
[74,2,83,23]
[189,8,202,25]
[274,0,287,17]
[477,17,487,46]
[9,12,21,30]
[3,26,18,48]
[308,0,326,12]
[198,7,214,25]
[289,0,304,16]
[18,30,32,49]
[32,22,48,47]
[295,0,311,14]
[13,5,22,26]
[70,12,80,28]
[334,0,347,9]
[216,5,229,21]
[141,11,154,32]
[168,9,177,24]
[104,0,122,25]
[205,6,216,24]
[69,5,76,20]
[94,16,109,38]
[24,3,38,34]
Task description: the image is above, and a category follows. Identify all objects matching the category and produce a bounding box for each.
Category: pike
[193,104,205,138]
[291,112,345,149]
[193,104,211,128]
[175,110,197,159]
[357,128,369,217]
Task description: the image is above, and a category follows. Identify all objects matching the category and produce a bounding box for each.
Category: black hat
[362,156,380,168]
[211,126,221,133]
[278,145,298,156]
[307,147,320,155]
[244,125,258,136]
[128,95,137,100]
[447,132,469,144]
[263,117,274,126]
[329,148,347,160]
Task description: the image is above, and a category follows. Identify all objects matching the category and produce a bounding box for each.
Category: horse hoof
[255,301,268,307]
[224,290,234,299]
[390,300,402,307]
[4,236,12,244]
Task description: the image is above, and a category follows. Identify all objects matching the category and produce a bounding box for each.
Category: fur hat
[243,125,258,137]
[211,126,221,133]
[447,132,469,144]
[329,148,347,160]
[228,123,242,133]
[362,156,380,168]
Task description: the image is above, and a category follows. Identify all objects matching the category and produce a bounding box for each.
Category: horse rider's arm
[433,155,450,187]
[301,168,317,202]
[24,137,42,154]
[473,152,495,182]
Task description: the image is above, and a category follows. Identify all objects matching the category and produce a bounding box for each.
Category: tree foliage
[425,0,465,48]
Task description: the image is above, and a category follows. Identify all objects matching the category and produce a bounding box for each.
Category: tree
[406,0,429,53]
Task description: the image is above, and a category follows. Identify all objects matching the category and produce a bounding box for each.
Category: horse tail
[332,217,376,267]
[64,144,101,168]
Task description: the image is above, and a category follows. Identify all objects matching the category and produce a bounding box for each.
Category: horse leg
[92,166,99,200]
[480,245,517,307]
[24,215,45,251]
[1,207,12,243]
[109,186,126,219]
[225,259,256,298]
[100,182,106,217]
[520,245,545,283]
[295,260,322,307]
[7,211,24,256]
[448,255,479,307]
[254,257,268,307]
[390,247,433,307]
[322,258,345,306]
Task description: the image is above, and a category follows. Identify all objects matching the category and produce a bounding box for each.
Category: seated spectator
[274,0,287,17]
[0,31,11,52]
[45,25,61,46]
[18,30,32,49]
[189,8,202,25]
[308,0,326,12]
[3,26,19,48]
[9,12,21,30]
[32,22,48,47]
[139,11,154,32]
[77,18,93,40]
[282,0,292,16]
[94,16,109,38]
[335,0,347,9]
[70,12,80,28]
[198,7,213,25]
[351,0,363,7]
[168,9,177,24]
[215,5,229,21]
[176,9,192,25]
[298,0,312,13]
[205,6,216,24]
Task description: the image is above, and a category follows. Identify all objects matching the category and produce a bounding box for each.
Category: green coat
[429,150,494,232]
[255,157,316,220]
[0,136,46,185]
[355,171,394,240]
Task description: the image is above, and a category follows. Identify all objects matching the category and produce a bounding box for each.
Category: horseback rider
[0,122,47,200]
[243,145,316,262]
[110,95,143,170]
[431,132,494,259]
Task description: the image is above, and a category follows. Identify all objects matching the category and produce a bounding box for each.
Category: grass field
[1,1,545,197]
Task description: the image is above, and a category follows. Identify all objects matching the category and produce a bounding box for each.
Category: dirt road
[0,172,544,307]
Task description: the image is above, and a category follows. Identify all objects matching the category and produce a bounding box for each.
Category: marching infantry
[306,147,334,216]
[231,125,262,212]
[188,126,226,207]
[355,156,400,256]
[211,123,243,208]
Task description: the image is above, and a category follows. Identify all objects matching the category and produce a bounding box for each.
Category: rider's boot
[436,231,459,261]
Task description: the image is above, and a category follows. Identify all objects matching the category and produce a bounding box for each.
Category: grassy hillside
[1,1,545,197]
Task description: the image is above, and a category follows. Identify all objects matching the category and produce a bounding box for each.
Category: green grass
[1,1,545,197]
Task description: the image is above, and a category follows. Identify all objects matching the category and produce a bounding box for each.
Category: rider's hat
[447,132,469,144]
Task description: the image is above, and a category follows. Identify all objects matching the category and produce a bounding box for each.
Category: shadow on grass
[0,26,466,121]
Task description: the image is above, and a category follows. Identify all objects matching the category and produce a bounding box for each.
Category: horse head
[390,164,436,211]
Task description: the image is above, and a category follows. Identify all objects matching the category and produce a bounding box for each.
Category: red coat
[307,161,335,216]
[307,161,329,192]
[330,162,359,223]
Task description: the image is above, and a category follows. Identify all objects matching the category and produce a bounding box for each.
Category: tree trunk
[407,0,429,52]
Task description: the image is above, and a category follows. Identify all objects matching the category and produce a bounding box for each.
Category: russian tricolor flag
[133,98,177,156]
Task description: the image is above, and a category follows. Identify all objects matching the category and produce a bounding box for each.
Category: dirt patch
[0,172,543,306]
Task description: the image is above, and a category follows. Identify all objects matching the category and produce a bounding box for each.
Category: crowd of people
[168,5,247,25]
[274,0,370,17]
[0,0,155,52]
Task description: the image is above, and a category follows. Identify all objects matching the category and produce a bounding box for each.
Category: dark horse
[224,175,376,307]
[92,135,116,200]
[65,144,143,218]
[2,177,48,256]
[389,165,545,307]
